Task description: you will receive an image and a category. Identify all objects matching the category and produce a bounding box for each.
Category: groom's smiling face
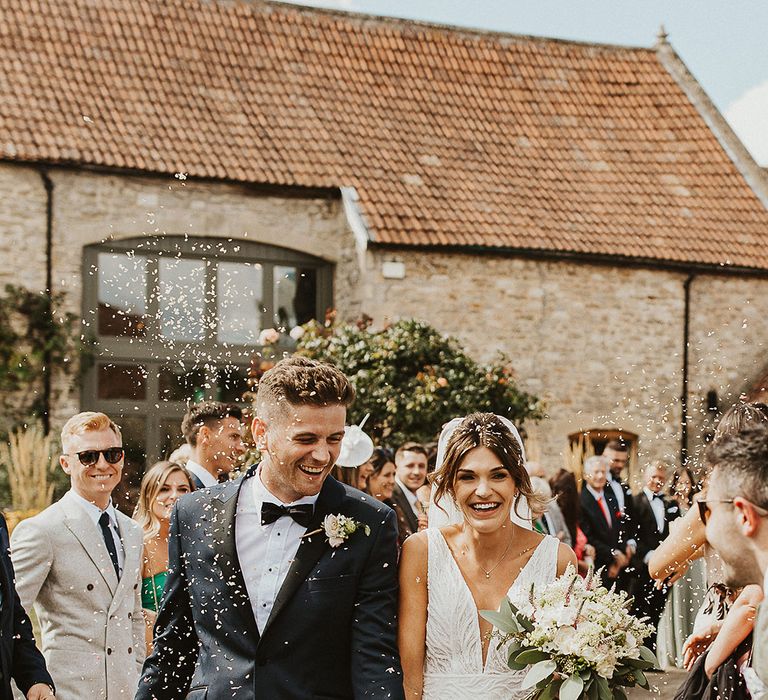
[253,402,347,503]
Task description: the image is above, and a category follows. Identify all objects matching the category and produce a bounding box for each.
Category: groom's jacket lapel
[211,464,260,642]
[260,476,345,641]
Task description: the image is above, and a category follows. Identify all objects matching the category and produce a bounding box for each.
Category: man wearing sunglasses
[10,412,145,700]
[702,424,768,698]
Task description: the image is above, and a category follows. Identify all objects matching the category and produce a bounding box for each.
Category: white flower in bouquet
[481,564,656,700]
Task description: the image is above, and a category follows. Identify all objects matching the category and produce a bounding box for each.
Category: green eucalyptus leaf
[480,609,520,635]
[521,660,557,690]
[515,649,549,665]
[560,674,584,700]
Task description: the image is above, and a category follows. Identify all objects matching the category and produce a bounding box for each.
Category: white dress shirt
[235,470,318,632]
[395,477,419,516]
[643,487,665,533]
[607,474,625,512]
[68,489,125,573]
[186,459,217,488]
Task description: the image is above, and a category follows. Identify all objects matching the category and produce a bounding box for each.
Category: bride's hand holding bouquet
[482,564,656,700]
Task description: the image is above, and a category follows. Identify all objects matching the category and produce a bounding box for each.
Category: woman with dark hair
[657,467,706,668]
[398,413,576,698]
[365,447,417,548]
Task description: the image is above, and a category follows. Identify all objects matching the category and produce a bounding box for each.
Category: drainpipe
[39,169,54,435]
[681,274,695,465]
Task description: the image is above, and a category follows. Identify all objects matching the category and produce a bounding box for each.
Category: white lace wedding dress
[423,529,560,699]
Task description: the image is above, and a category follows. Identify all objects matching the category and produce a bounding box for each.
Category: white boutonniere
[304,513,371,547]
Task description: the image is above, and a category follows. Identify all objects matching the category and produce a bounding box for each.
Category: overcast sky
[282,0,768,165]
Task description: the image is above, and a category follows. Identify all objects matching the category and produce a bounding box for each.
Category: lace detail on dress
[423,529,560,700]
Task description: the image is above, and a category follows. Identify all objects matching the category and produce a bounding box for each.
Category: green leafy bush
[295,318,543,446]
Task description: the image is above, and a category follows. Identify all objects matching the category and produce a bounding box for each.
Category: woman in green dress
[133,460,195,653]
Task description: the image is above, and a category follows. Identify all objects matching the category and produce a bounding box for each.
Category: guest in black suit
[180,401,245,489]
[0,514,55,700]
[136,357,403,700]
[629,461,680,653]
[392,442,428,536]
[602,439,638,591]
[579,455,631,586]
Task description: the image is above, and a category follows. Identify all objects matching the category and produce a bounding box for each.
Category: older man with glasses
[11,412,145,700]
[701,423,768,698]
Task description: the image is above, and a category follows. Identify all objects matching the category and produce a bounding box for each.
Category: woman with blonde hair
[133,460,195,651]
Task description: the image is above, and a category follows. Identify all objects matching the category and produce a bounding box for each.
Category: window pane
[159,417,185,462]
[274,266,317,329]
[97,252,148,337]
[158,364,207,403]
[97,363,147,400]
[217,262,263,344]
[158,258,206,341]
[110,414,146,513]
[217,366,249,403]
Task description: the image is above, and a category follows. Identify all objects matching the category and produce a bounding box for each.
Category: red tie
[597,494,612,526]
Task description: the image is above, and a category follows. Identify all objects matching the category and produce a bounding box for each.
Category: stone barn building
[1,0,768,486]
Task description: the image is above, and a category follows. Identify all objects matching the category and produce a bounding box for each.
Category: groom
[135,357,404,699]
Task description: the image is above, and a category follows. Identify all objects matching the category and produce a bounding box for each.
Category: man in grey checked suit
[701,424,768,697]
[11,412,145,700]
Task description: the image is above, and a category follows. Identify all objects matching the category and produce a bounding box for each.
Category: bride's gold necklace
[478,540,537,579]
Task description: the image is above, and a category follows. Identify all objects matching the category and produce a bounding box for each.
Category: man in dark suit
[180,401,245,489]
[580,455,631,587]
[602,439,638,591]
[629,461,680,653]
[136,357,403,700]
[392,441,428,538]
[0,514,55,700]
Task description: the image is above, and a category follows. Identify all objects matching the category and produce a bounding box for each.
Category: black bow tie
[652,493,664,501]
[261,502,314,528]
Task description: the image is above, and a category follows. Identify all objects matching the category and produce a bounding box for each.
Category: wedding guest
[529,476,572,547]
[580,455,631,586]
[367,448,417,547]
[331,423,375,490]
[132,461,195,654]
[628,461,680,653]
[393,442,429,536]
[167,443,192,467]
[699,424,768,697]
[0,513,55,700]
[11,411,145,700]
[657,467,706,668]
[549,468,579,547]
[181,401,245,488]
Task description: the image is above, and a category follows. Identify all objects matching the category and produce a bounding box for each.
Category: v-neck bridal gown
[422,528,560,699]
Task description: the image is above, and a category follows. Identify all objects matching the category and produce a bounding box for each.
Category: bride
[398,413,576,699]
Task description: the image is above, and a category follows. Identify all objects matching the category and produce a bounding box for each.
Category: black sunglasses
[66,447,125,466]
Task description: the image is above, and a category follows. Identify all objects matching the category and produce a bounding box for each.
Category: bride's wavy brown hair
[433,413,545,519]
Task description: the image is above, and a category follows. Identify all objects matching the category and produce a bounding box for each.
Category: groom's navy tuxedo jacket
[135,467,404,700]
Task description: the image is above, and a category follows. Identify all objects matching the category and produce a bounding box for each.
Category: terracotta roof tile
[1,0,767,267]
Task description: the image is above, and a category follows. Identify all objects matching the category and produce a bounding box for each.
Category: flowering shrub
[294,317,543,445]
[482,565,656,700]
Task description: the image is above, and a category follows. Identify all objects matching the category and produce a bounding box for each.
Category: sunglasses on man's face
[65,447,125,466]
[698,497,768,525]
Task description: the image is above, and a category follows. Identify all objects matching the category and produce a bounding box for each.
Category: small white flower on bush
[289,325,305,340]
[258,328,280,345]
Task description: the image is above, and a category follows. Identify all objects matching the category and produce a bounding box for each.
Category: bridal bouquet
[481,565,656,700]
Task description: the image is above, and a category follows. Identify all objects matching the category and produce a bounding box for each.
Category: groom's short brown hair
[255,356,355,418]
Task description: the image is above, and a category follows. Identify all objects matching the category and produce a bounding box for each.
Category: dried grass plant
[564,432,595,490]
[0,422,57,512]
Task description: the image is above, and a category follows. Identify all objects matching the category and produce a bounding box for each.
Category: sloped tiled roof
[2,0,768,268]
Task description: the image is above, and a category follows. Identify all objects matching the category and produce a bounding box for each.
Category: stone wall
[362,249,768,481]
[0,162,360,431]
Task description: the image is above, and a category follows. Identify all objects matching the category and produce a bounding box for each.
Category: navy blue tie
[98,512,120,577]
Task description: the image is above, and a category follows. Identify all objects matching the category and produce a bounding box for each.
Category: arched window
[81,236,332,490]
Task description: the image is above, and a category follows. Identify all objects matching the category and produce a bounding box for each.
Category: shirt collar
[186,460,217,488]
[586,484,604,501]
[395,477,418,506]
[644,487,661,502]
[68,489,118,528]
